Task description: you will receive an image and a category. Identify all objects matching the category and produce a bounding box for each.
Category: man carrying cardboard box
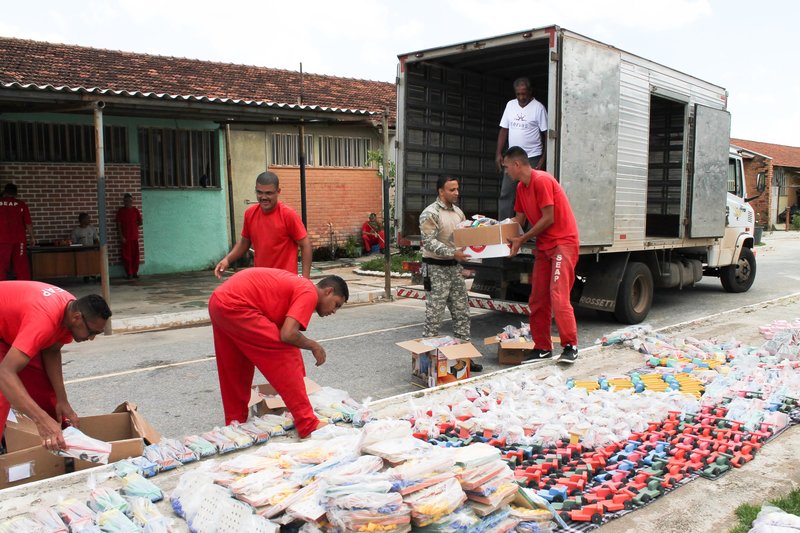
[209,268,348,438]
[0,282,111,451]
[503,146,580,364]
[419,176,482,372]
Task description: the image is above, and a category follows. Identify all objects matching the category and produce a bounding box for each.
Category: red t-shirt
[0,197,32,244]
[212,268,317,330]
[117,206,142,241]
[242,202,307,274]
[0,281,75,371]
[514,169,579,250]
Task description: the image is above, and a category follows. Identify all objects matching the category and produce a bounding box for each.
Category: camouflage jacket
[419,198,465,259]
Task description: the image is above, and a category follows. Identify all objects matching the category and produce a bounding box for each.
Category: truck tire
[720,247,756,293]
[614,262,653,324]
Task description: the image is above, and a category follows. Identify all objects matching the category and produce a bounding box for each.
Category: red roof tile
[731,138,800,168]
[0,36,396,123]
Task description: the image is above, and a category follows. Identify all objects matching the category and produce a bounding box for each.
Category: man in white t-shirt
[70,213,99,247]
[495,77,548,219]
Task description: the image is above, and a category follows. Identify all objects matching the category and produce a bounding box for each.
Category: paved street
[62,232,800,440]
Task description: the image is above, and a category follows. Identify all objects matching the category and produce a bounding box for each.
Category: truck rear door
[689,104,730,238]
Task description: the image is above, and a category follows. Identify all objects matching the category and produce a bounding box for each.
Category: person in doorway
[214,171,311,279]
[209,268,348,438]
[419,176,482,372]
[0,183,35,281]
[503,146,579,364]
[116,193,142,280]
[495,77,549,220]
[361,213,385,254]
[0,282,111,451]
[70,213,99,247]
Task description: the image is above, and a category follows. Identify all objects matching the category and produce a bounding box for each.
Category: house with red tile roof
[0,36,396,277]
[731,138,800,227]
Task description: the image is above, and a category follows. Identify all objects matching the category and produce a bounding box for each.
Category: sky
[2,0,797,146]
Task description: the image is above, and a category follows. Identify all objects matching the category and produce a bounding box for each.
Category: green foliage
[791,213,800,230]
[359,252,421,274]
[729,487,800,533]
[343,235,361,258]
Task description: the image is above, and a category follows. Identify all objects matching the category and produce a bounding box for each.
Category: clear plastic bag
[143,444,181,471]
[54,427,112,465]
[54,499,96,531]
[183,435,218,458]
[88,487,129,514]
[126,496,172,533]
[31,509,68,532]
[120,473,163,503]
[96,508,138,533]
[159,438,198,464]
[403,478,467,527]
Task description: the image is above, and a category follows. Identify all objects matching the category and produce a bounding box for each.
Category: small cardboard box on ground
[397,337,483,388]
[485,335,560,365]
[249,378,321,417]
[1,401,160,482]
[453,222,522,259]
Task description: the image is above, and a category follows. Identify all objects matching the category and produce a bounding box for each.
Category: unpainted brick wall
[0,163,143,266]
[741,157,773,226]
[271,166,386,248]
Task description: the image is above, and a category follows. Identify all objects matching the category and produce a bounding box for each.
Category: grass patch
[359,253,420,274]
[730,487,800,532]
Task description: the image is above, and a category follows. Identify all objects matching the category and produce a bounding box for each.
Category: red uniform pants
[362,231,385,252]
[208,294,318,438]
[0,343,57,438]
[529,244,579,350]
[0,242,31,280]
[121,239,140,276]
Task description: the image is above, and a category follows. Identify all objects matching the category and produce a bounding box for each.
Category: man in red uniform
[214,172,312,279]
[361,213,385,254]
[0,282,111,451]
[0,183,35,280]
[116,193,142,279]
[209,268,348,438]
[503,146,580,364]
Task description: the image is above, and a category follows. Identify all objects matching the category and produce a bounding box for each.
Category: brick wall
[0,163,143,266]
[741,156,773,226]
[271,166,385,248]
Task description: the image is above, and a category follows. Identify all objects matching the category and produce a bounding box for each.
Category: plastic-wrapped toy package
[159,438,198,464]
[220,424,256,449]
[0,516,43,533]
[218,453,279,475]
[143,444,182,471]
[54,499,96,531]
[326,486,411,533]
[54,426,112,465]
[201,428,238,454]
[385,451,456,494]
[183,434,218,458]
[180,483,279,533]
[362,436,433,464]
[254,413,294,435]
[129,456,160,478]
[238,479,300,510]
[112,459,142,479]
[31,509,68,532]
[474,506,520,533]
[126,497,172,533]
[403,477,467,527]
[88,487,129,514]
[120,473,163,503]
[457,459,512,491]
[359,419,413,449]
[170,467,220,518]
[236,421,270,444]
[463,467,519,507]
[96,508,138,533]
[229,467,285,499]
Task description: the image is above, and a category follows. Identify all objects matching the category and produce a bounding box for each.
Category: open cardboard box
[0,424,67,489]
[453,222,522,259]
[3,401,160,476]
[485,335,560,365]
[397,337,482,388]
[248,377,321,417]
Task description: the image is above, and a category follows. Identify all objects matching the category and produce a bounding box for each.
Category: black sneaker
[557,345,578,364]
[521,348,553,364]
[470,361,483,372]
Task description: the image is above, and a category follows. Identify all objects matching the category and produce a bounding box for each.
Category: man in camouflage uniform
[419,176,482,372]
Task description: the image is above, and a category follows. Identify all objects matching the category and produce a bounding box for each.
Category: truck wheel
[720,247,756,293]
[614,262,653,324]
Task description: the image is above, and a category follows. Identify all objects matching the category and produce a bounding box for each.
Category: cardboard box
[397,337,482,388]
[0,426,67,489]
[4,402,160,474]
[248,378,321,417]
[453,223,522,259]
[485,335,561,365]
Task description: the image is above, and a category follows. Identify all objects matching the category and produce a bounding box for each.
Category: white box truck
[395,26,758,323]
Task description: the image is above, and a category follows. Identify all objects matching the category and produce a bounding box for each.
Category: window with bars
[138,128,220,188]
[0,121,129,163]
[318,136,372,167]
[271,133,314,166]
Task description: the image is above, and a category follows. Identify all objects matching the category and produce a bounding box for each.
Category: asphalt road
[61,232,800,440]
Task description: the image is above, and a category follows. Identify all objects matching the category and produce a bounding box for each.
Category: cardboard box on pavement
[248,378,321,417]
[0,425,67,489]
[397,337,482,388]
[453,223,522,259]
[485,335,560,365]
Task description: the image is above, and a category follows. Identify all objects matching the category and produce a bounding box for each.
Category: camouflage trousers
[423,263,470,340]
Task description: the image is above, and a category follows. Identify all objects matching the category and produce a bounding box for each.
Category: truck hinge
[550,51,560,62]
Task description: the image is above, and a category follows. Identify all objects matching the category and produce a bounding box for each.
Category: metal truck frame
[395,26,756,323]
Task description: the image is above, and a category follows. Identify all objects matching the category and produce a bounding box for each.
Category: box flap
[439,343,482,360]
[113,401,161,444]
[484,336,499,346]
[248,378,320,409]
[395,339,435,354]
[500,340,536,350]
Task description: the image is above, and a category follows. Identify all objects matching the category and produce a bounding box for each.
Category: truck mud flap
[576,253,629,312]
